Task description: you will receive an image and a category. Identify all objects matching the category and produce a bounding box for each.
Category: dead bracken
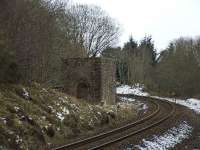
[0,83,137,150]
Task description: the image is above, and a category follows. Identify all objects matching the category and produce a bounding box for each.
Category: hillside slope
[0,83,137,150]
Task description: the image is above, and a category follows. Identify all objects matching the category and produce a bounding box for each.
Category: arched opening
[77,82,90,100]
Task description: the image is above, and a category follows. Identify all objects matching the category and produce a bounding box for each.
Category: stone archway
[77,82,90,100]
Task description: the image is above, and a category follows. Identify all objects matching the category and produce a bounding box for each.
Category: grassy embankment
[0,83,137,150]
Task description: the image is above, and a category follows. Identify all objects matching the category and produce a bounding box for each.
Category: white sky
[72,0,200,51]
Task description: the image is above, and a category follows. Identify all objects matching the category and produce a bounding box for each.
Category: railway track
[53,95,175,150]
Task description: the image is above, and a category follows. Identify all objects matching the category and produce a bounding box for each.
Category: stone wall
[101,58,116,105]
[62,58,116,105]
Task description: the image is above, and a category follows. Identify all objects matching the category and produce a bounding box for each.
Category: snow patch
[14,106,20,111]
[139,104,148,113]
[0,117,7,124]
[48,106,55,113]
[15,135,23,144]
[56,107,70,121]
[120,97,136,102]
[41,88,48,93]
[58,97,67,104]
[42,116,46,120]
[22,88,29,99]
[62,107,70,115]
[49,96,71,121]
[119,97,148,113]
[117,85,149,96]
[56,112,65,121]
[152,96,200,114]
[117,84,200,114]
[127,121,192,150]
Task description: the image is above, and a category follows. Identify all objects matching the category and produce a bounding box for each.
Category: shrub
[0,48,20,83]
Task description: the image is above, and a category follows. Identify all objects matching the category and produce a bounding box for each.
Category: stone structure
[62,58,116,105]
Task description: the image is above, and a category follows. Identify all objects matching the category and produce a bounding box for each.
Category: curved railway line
[53,95,175,150]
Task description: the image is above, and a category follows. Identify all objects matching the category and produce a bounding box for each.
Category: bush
[0,48,21,83]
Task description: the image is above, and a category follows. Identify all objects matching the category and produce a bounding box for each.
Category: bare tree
[69,4,120,57]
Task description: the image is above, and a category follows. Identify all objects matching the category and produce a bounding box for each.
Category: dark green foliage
[45,126,55,138]
[104,35,200,97]
[123,36,138,50]
[149,38,200,96]
[102,35,157,85]
[0,37,20,83]
[139,35,156,65]
[102,47,128,84]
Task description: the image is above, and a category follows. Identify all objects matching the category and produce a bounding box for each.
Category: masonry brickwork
[62,58,116,105]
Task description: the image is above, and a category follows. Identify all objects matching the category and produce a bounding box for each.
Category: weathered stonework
[62,58,116,105]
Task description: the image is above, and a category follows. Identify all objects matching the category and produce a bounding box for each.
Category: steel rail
[53,96,160,150]
[89,96,175,150]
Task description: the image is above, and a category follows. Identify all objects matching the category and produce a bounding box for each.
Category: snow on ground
[117,85,200,114]
[119,97,148,113]
[117,85,198,149]
[120,97,136,102]
[22,88,30,100]
[151,96,200,115]
[126,121,192,150]
[139,104,148,113]
[117,85,149,96]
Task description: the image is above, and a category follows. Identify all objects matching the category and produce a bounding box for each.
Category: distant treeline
[102,36,200,97]
[0,0,120,84]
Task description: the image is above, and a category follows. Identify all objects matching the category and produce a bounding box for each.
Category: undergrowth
[0,83,137,150]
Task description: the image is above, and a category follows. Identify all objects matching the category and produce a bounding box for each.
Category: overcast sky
[72,0,200,51]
